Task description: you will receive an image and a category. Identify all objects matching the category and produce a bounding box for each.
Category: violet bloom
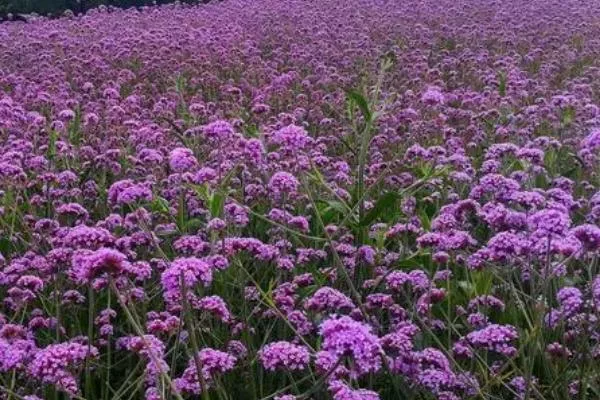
[318,316,382,377]
[202,120,236,141]
[160,257,213,308]
[268,172,300,198]
[270,124,312,150]
[169,147,198,173]
[116,184,153,206]
[571,224,600,251]
[28,342,99,396]
[258,341,310,371]
[305,287,355,313]
[70,248,130,284]
[556,287,583,318]
[195,295,231,322]
[581,129,600,152]
[527,208,571,236]
[421,86,445,106]
[174,348,236,395]
[466,324,519,357]
[0,334,36,372]
[328,380,380,400]
[117,335,169,386]
[593,275,600,311]
[63,225,115,249]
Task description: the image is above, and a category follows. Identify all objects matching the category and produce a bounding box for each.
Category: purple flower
[416,368,456,394]
[556,287,583,318]
[305,287,355,313]
[0,335,36,372]
[63,225,115,249]
[161,258,213,309]
[581,129,600,151]
[528,209,571,236]
[259,341,310,371]
[421,86,445,105]
[195,295,231,322]
[193,167,218,185]
[270,124,312,150]
[70,248,130,283]
[593,275,600,311]
[328,380,380,400]
[466,324,518,357]
[169,147,198,172]
[174,348,236,395]
[117,335,168,385]
[318,316,382,377]
[28,342,98,395]
[268,172,300,198]
[571,224,600,251]
[203,120,236,141]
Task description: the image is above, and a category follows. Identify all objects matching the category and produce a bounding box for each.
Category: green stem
[180,273,211,400]
[109,278,185,400]
[103,291,112,400]
[86,284,95,399]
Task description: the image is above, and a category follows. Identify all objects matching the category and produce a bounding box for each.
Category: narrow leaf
[346,89,372,122]
[359,191,399,226]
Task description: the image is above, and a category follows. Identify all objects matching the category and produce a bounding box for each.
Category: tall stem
[180,273,210,400]
[86,283,95,399]
[109,278,185,400]
[103,291,112,400]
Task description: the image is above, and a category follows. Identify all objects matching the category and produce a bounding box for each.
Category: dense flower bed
[1,0,600,399]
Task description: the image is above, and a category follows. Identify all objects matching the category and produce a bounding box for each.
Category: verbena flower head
[174,348,236,395]
[268,171,300,199]
[71,248,130,283]
[169,147,198,172]
[259,341,310,371]
[319,316,382,377]
[161,257,213,309]
[28,342,99,395]
[466,324,518,357]
[305,287,355,313]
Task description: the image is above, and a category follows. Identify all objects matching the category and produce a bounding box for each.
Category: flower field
[1,0,600,399]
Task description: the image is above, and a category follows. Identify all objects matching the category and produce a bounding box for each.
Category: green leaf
[68,108,82,147]
[359,191,399,226]
[219,165,239,190]
[185,218,203,232]
[318,200,349,225]
[346,89,372,122]
[458,280,474,296]
[178,195,186,232]
[561,106,576,126]
[418,208,431,231]
[151,196,171,214]
[210,192,225,218]
[497,70,507,97]
[472,270,493,295]
[190,183,210,202]
[47,129,58,160]
[567,152,585,167]
[323,200,347,215]
[244,124,260,138]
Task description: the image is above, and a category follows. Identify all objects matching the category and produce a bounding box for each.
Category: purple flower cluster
[28,342,98,395]
[465,324,519,357]
[259,341,311,371]
[174,348,236,395]
[317,316,382,378]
